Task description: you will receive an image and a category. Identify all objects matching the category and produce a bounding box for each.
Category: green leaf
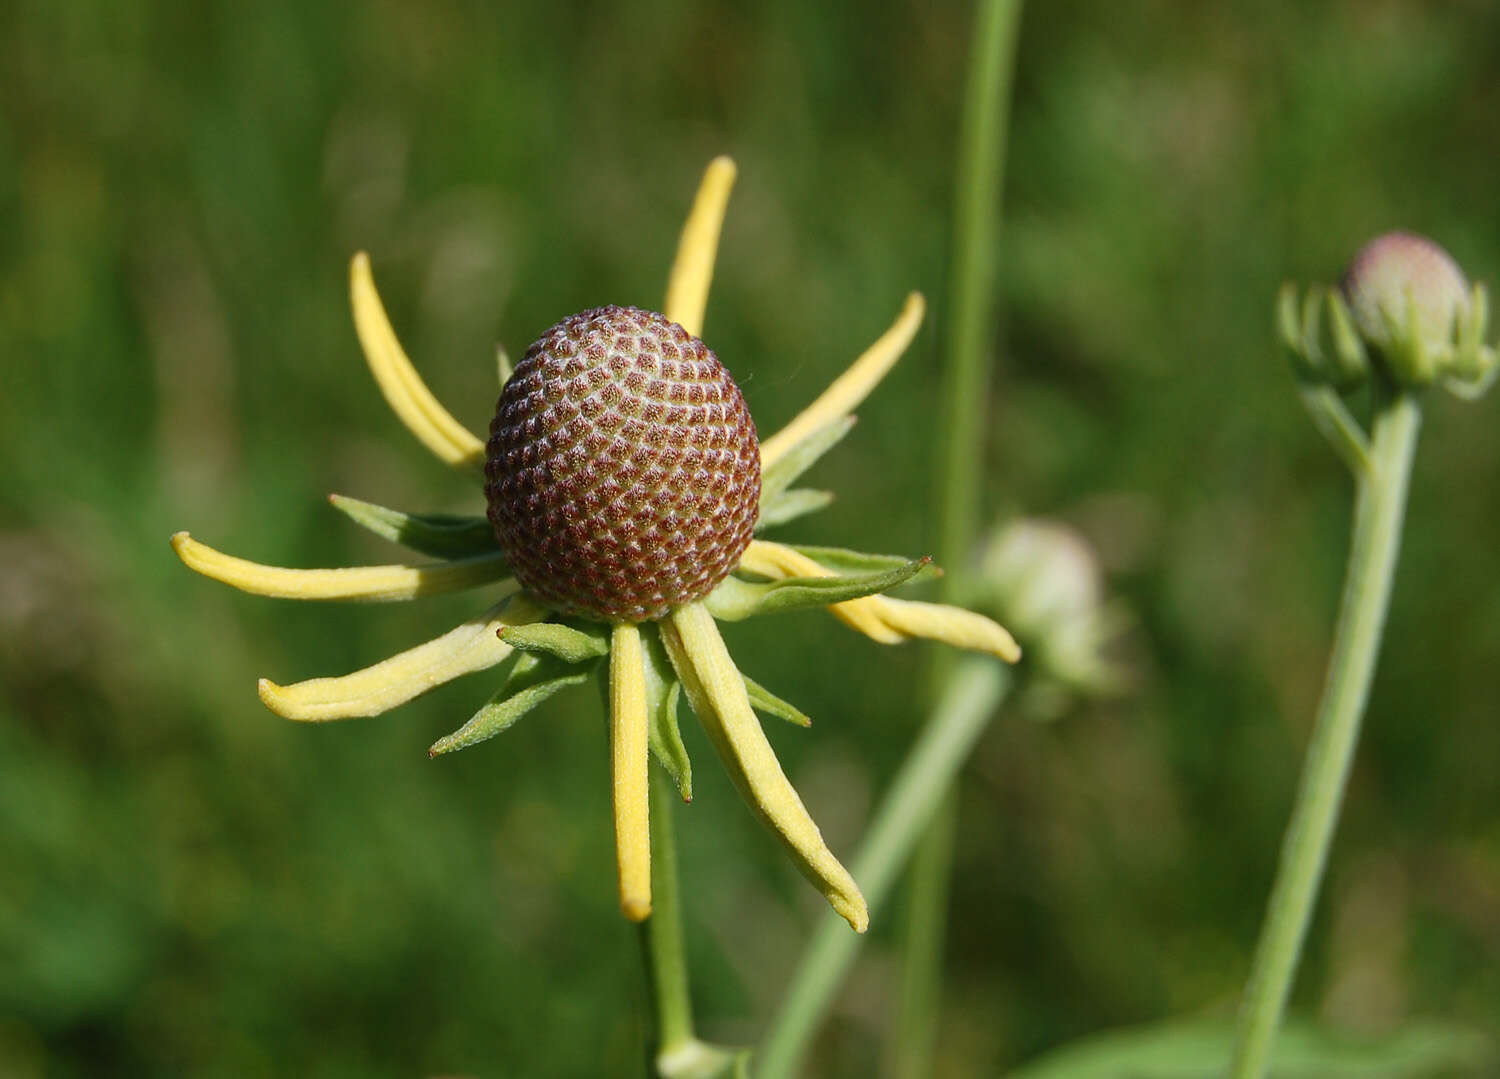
[704,557,932,622]
[1006,1019,1494,1079]
[742,672,811,727]
[428,652,594,756]
[787,544,944,580]
[329,494,502,560]
[641,626,692,800]
[758,415,855,508]
[755,487,835,531]
[500,620,610,663]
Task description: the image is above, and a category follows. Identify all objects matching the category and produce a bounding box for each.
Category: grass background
[3,1,1498,1075]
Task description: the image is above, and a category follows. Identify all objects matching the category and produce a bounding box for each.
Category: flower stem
[1228,389,1421,1079]
[639,767,695,1061]
[933,0,1024,585]
[892,0,1023,1072]
[756,658,1010,1079]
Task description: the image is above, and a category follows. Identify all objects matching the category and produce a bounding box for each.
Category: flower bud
[1340,232,1470,386]
[976,519,1131,710]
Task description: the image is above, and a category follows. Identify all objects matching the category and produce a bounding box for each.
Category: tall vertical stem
[1228,391,1421,1078]
[892,2,1023,1075]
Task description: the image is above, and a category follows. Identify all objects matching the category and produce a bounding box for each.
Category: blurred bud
[1342,232,1468,357]
[1338,231,1496,392]
[976,519,1133,715]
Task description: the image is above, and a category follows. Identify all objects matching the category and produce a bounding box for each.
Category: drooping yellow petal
[349,252,487,473]
[661,602,868,933]
[610,622,652,922]
[662,156,737,337]
[171,532,511,602]
[862,595,1020,662]
[739,540,1020,661]
[758,292,926,470]
[258,592,543,720]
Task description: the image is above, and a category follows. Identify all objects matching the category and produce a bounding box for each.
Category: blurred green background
[3,1,1499,1075]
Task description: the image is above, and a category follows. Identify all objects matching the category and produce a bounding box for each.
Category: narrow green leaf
[641,626,692,800]
[705,558,932,622]
[742,673,811,727]
[500,620,610,663]
[1007,1019,1493,1079]
[758,415,855,507]
[755,488,835,531]
[788,544,944,580]
[428,652,593,756]
[329,494,502,560]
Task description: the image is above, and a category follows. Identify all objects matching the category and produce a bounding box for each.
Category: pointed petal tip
[257,677,297,718]
[838,894,870,934]
[621,896,653,922]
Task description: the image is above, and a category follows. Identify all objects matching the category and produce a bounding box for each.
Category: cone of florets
[485,305,760,622]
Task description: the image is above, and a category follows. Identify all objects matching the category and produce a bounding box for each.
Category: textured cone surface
[486,306,760,622]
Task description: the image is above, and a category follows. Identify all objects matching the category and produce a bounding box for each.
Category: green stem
[1228,390,1421,1079]
[640,767,695,1063]
[892,0,1023,1072]
[934,0,1024,588]
[756,659,1010,1079]
[887,791,959,1079]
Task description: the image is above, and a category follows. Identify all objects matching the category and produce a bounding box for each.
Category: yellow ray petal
[663,156,737,337]
[610,623,652,921]
[172,532,511,602]
[758,292,926,470]
[737,540,904,643]
[258,592,543,720]
[662,602,868,932]
[862,596,1021,662]
[349,252,487,472]
[738,540,1020,660]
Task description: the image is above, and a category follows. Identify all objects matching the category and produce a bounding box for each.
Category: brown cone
[485,306,760,622]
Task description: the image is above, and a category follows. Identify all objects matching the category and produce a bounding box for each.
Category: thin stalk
[1228,390,1421,1079]
[893,1,1023,1074]
[888,792,959,1079]
[934,0,1023,586]
[640,767,695,1062]
[757,659,1010,1079]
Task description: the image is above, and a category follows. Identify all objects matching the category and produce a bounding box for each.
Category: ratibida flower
[173,158,1019,932]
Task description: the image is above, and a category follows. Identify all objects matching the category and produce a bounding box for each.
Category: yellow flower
[173,158,1019,932]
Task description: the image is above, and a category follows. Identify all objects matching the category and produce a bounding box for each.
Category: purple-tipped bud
[1341,232,1469,357]
[485,306,760,622]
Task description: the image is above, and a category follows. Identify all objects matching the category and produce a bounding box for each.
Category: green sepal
[328,494,502,560]
[755,488,835,531]
[1323,288,1369,387]
[704,557,932,622]
[758,416,855,510]
[742,672,811,728]
[496,344,514,389]
[428,651,594,757]
[499,620,610,663]
[641,626,693,800]
[786,544,943,581]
